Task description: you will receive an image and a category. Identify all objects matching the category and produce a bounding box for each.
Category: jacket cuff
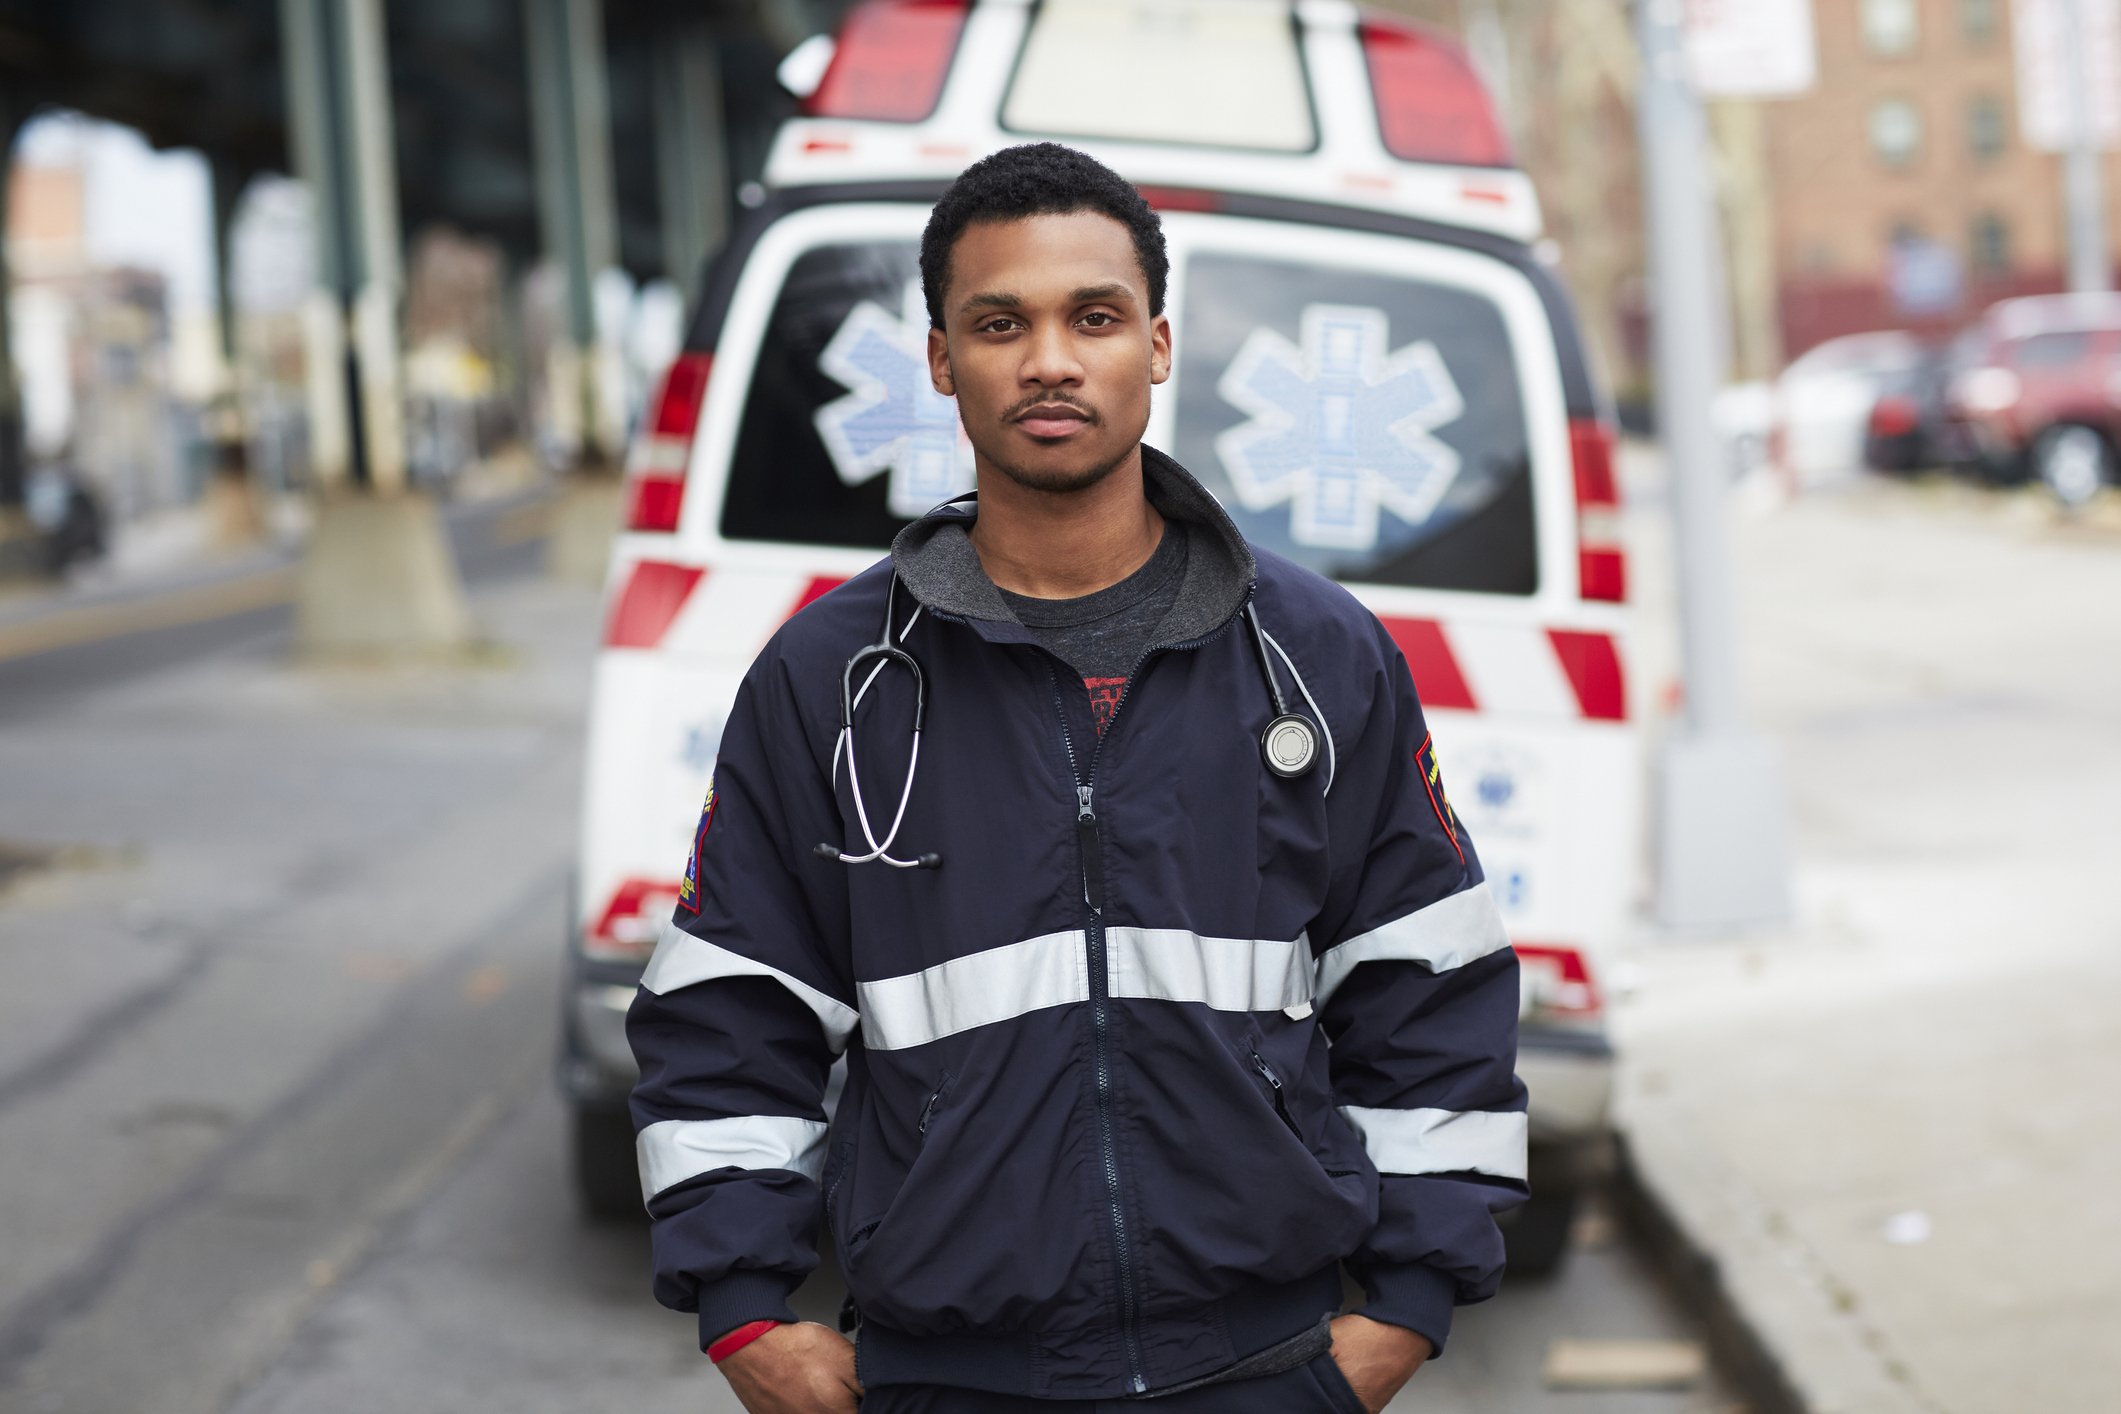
[695,1270,803,1352]
[1354,1263,1458,1359]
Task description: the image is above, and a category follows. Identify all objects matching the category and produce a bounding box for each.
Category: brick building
[1768,0,2121,358]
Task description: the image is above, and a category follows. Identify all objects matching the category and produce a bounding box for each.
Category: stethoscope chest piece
[1261,713,1319,779]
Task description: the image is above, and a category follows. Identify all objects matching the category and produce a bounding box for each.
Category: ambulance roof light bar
[801,0,969,123]
[1358,14,1513,169]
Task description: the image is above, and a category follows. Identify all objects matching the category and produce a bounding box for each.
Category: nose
[1018,318,1085,389]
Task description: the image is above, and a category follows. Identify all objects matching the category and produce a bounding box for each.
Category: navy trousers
[859,1353,1369,1412]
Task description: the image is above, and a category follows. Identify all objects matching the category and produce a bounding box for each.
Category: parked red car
[1943,294,2121,506]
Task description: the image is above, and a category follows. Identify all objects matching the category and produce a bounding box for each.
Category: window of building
[1961,0,1999,44]
[1870,100,1924,167]
[1971,213,2011,274]
[1863,0,1920,55]
[1968,95,2008,160]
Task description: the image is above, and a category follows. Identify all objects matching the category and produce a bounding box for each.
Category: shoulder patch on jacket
[1415,734,1464,864]
[677,779,716,915]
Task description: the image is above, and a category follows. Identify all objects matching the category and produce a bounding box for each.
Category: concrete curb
[1609,1126,1939,1414]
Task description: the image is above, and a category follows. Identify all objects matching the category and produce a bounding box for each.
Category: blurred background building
[1380,0,2121,400]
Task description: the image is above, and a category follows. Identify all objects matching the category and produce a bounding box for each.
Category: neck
[968,445,1166,599]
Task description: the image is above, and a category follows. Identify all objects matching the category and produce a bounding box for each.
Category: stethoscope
[816,575,1337,871]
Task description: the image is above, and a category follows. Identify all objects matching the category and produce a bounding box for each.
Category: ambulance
[561,0,1636,1276]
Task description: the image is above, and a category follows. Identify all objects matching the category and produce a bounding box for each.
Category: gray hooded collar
[889,446,1258,649]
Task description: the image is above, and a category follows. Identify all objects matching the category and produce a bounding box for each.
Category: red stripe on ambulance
[1378,615,1478,711]
[1545,629,1626,721]
[604,562,707,649]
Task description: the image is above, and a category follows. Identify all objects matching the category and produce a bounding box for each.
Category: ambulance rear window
[1002,0,1316,153]
[721,240,973,550]
[1171,251,1538,595]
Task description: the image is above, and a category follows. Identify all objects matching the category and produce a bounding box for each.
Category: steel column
[2062,0,2112,293]
[1635,0,1791,928]
[279,0,408,492]
[525,0,622,468]
[652,24,729,305]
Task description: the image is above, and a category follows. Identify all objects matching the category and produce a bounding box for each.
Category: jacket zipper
[917,1074,951,1135]
[1045,669,1144,1392]
[1249,1045,1300,1138]
[1039,606,1248,1397]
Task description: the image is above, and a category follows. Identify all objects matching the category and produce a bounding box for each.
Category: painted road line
[0,567,297,665]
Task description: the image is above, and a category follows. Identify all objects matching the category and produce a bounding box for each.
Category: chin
[987,454,1124,495]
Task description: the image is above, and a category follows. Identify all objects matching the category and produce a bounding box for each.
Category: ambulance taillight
[804,0,968,123]
[585,877,678,963]
[624,352,714,533]
[1570,417,1626,604]
[1514,943,1601,1025]
[1358,16,1512,168]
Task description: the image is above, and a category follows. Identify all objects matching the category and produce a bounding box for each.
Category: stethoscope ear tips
[1261,714,1319,779]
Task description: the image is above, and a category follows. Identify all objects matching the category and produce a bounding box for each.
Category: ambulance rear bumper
[1519,1026,1614,1144]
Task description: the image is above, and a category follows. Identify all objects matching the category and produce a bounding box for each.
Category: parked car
[1862,342,1961,474]
[562,0,1640,1278]
[1942,293,2121,506]
[1771,330,1928,487]
[22,463,107,575]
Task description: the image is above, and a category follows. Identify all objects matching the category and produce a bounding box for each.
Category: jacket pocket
[845,1072,953,1254]
[916,1071,953,1137]
[1248,1044,1301,1139]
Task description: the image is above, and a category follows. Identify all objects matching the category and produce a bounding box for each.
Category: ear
[1148,313,1173,386]
[927,326,954,396]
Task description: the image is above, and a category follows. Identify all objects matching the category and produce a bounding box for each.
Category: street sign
[2014,0,2121,151]
[1889,238,1964,317]
[1683,0,1817,98]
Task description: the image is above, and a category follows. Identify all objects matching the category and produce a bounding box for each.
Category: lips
[1015,404,1092,440]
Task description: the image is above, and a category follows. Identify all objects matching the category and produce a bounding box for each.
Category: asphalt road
[0,504,1737,1414]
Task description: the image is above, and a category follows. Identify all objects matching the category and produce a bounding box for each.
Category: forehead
[948,210,1145,303]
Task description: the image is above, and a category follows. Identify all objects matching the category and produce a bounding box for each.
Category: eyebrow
[1070,283,1132,305]
[957,283,1138,317]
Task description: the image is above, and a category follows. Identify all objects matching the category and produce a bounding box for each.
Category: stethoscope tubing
[827,578,1333,870]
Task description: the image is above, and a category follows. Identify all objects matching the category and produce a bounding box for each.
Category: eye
[977,316,1021,334]
[1080,311,1118,328]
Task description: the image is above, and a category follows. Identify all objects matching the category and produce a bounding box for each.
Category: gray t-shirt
[997,520,1188,736]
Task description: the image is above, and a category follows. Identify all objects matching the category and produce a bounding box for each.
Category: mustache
[1004,393,1099,424]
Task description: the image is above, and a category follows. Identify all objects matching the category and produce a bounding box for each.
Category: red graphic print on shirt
[1084,677,1127,736]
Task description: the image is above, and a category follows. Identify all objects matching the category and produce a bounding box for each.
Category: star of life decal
[814,280,977,518]
[1214,304,1466,551]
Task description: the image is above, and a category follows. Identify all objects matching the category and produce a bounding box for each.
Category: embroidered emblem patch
[677,780,716,915]
[1415,734,1465,864]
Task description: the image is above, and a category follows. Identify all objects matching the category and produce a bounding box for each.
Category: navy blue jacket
[628,449,1527,1399]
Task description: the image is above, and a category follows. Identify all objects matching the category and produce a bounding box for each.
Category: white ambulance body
[565,0,1637,1270]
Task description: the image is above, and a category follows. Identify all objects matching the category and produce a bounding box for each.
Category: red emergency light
[624,351,713,534]
[1358,16,1513,169]
[1569,417,1626,603]
[805,0,968,123]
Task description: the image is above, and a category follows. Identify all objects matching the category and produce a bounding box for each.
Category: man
[628,143,1526,1414]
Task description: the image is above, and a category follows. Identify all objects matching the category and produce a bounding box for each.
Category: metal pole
[2062,0,2112,293]
[652,24,729,305]
[525,0,621,470]
[0,107,25,519]
[1635,0,1790,928]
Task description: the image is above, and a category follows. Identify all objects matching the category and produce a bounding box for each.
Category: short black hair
[919,142,1169,329]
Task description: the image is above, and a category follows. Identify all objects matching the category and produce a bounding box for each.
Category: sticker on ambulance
[1214,304,1465,551]
[814,280,977,518]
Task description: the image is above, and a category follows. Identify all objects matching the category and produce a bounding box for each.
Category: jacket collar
[888,445,1257,649]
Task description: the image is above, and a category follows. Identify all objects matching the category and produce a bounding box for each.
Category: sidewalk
[1612,472,2121,1413]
